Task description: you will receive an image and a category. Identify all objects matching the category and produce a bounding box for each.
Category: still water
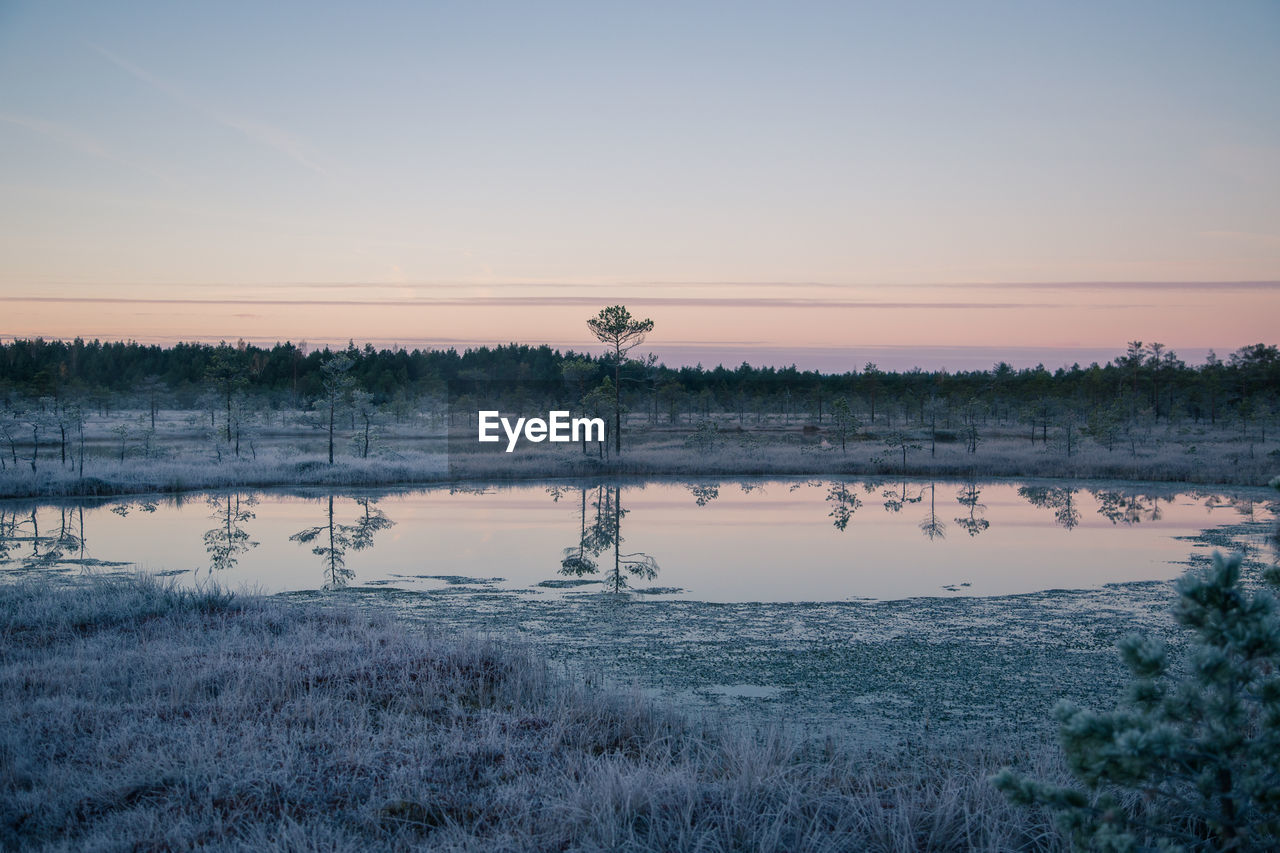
[0,479,1273,601]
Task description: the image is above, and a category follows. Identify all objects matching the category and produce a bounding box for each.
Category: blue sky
[1,1,1277,367]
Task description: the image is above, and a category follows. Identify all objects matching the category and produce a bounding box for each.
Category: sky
[1,0,1277,371]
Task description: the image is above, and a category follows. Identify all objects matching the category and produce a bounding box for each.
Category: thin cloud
[0,111,171,182]
[0,292,1070,308]
[23,279,1277,293]
[199,279,1280,293]
[0,295,1079,310]
[90,43,330,177]
[0,112,107,157]
[966,280,1280,292]
[1199,232,1280,248]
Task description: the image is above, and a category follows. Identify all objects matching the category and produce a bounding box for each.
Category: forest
[0,334,1277,497]
[2,336,1277,429]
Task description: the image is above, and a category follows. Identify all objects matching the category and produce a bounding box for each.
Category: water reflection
[47,507,85,565]
[955,482,990,537]
[2,506,86,566]
[1091,490,1164,525]
[826,482,862,531]
[203,493,258,574]
[559,485,599,575]
[919,482,946,541]
[1019,486,1082,531]
[881,480,924,514]
[0,504,78,563]
[559,485,659,593]
[0,479,1275,600]
[290,495,394,589]
[110,500,158,517]
[687,483,720,507]
[1216,495,1261,522]
[0,509,11,563]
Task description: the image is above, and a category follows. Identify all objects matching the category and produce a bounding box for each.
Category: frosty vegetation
[995,551,1280,850]
[2,575,1072,851]
[8,557,1277,850]
[0,336,1278,498]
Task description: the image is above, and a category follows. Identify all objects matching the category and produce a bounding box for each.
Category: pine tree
[586,305,654,455]
[829,397,859,453]
[994,551,1280,851]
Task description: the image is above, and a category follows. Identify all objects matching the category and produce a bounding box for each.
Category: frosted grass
[1,576,1071,851]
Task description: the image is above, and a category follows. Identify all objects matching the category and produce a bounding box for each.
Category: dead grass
[449,428,1278,489]
[1,410,1275,498]
[0,576,1070,851]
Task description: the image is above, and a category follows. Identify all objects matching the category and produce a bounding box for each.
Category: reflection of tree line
[0,493,394,590]
[0,493,394,588]
[0,505,86,566]
[1017,486,1082,530]
[0,484,1272,587]
[681,477,956,539]
[676,479,1248,536]
[1019,487,1170,529]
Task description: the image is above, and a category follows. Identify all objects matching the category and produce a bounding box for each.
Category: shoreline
[2,442,1276,501]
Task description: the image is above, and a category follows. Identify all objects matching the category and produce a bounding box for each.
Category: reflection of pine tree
[7,507,86,567]
[687,483,719,507]
[290,495,395,589]
[1091,490,1162,525]
[349,498,393,551]
[559,486,657,592]
[292,495,351,589]
[74,506,85,562]
[826,481,862,531]
[52,507,83,562]
[881,480,923,514]
[0,508,14,564]
[919,482,946,540]
[2,506,94,568]
[1222,494,1259,522]
[202,493,258,573]
[108,500,157,517]
[560,485,600,576]
[954,482,990,537]
[1019,486,1081,530]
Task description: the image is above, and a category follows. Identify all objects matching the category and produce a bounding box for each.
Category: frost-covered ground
[2,406,1276,497]
[282,519,1277,749]
[1,575,1071,851]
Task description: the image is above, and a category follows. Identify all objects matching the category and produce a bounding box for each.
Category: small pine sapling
[994,551,1280,850]
[684,418,720,453]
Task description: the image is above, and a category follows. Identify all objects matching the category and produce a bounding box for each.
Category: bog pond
[3,477,1276,743]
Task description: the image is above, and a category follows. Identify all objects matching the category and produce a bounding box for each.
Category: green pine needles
[994,551,1280,851]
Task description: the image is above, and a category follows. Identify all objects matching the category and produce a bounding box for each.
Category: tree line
[2,325,1279,456]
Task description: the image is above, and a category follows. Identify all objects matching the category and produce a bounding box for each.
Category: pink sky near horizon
[2,280,1276,371]
[3,2,1278,369]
